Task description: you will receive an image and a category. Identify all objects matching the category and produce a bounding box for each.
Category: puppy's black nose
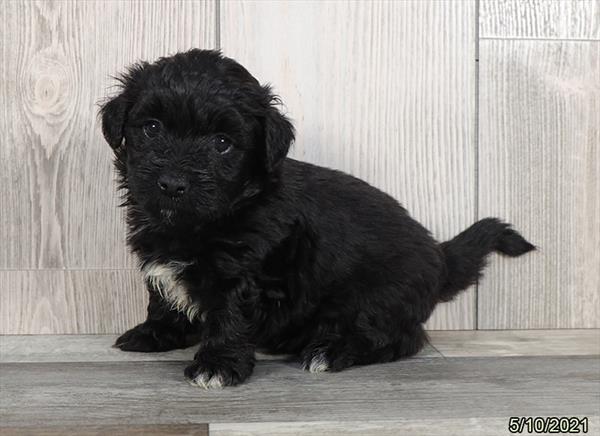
[158,175,189,197]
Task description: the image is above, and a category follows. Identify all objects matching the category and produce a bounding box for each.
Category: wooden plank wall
[220,0,477,330]
[0,0,597,333]
[0,0,216,333]
[477,0,600,328]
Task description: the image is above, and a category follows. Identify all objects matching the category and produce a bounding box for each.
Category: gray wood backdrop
[0,0,598,334]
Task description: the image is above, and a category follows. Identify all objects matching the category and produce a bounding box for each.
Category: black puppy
[100,49,534,388]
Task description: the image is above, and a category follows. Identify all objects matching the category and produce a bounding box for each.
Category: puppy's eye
[143,120,162,138]
[214,135,233,154]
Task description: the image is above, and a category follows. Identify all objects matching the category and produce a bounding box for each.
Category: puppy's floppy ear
[262,96,295,173]
[100,94,129,149]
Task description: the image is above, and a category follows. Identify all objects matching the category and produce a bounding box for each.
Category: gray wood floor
[1,331,599,435]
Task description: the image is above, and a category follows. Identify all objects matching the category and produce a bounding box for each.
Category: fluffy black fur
[100,49,535,387]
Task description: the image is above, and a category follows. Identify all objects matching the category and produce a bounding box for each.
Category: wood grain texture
[480,0,600,40]
[0,425,208,436]
[0,0,215,269]
[210,418,600,436]
[0,334,441,363]
[1,357,598,426]
[431,329,600,357]
[221,0,476,330]
[478,40,600,329]
[0,270,146,334]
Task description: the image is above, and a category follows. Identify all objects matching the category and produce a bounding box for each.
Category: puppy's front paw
[114,322,185,352]
[184,347,255,388]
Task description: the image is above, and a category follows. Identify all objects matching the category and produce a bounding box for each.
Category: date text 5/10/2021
[509,417,589,434]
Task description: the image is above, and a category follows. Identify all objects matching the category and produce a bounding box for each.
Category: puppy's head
[100,49,294,226]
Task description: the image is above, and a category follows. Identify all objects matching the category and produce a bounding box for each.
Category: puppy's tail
[438,218,535,302]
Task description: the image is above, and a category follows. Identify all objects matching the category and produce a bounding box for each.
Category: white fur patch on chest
[142,261,201,322]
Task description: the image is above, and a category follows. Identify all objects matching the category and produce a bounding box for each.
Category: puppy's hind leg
[301,324,427,373]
